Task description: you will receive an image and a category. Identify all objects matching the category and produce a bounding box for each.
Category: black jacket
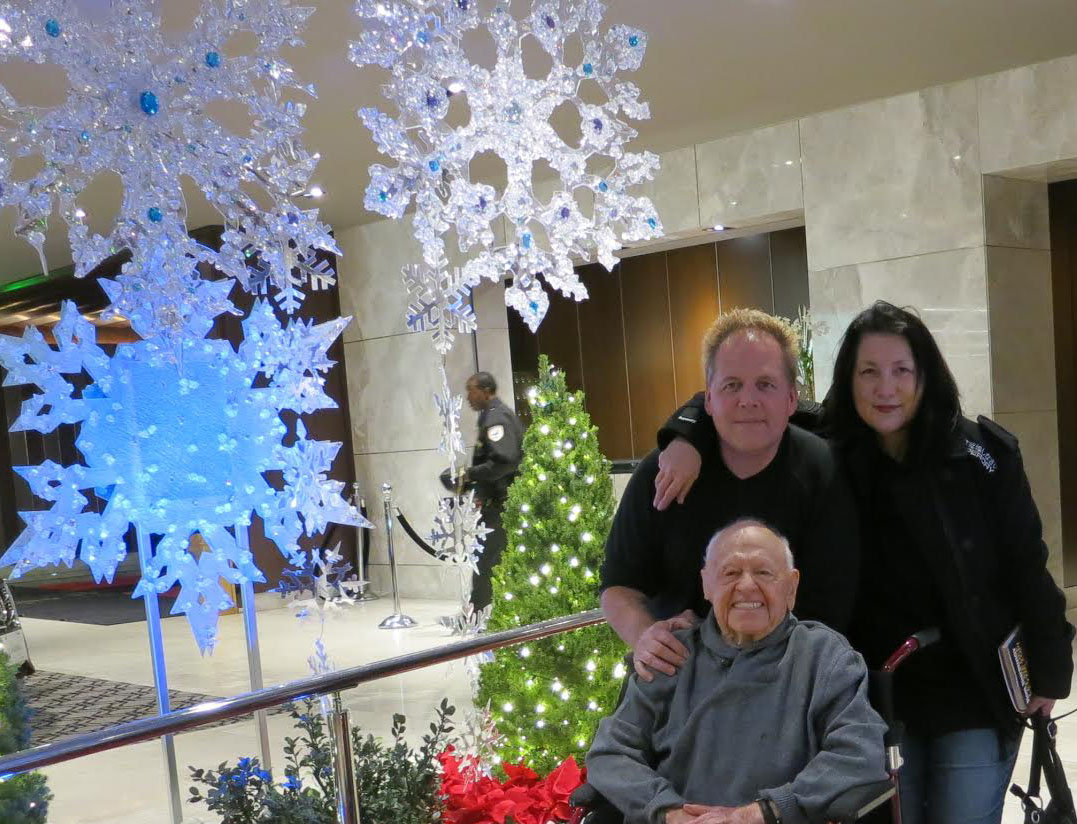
[468,397,524,505]
[660,395,1075,732]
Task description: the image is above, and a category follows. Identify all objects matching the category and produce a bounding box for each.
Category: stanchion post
[351,482,378,602]
[134,526,183,824]
[328,692,361,824]
[377,482,417,629]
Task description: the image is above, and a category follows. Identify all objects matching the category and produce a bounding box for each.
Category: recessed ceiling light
[712,224,726,232]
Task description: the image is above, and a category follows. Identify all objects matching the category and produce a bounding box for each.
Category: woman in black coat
[653,301,1073,824]
[824,301,1072,824]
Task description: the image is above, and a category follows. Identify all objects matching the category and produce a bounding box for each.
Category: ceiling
[0,0,1076,285]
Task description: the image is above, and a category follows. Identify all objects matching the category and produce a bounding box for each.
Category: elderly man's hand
[1026,695,1057,718]
[654,437,702,511]
[633,610,699,681]
[664,808,695,824]
[681,803,765,824]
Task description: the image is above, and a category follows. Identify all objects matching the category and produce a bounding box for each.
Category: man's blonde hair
[701,308,799,386]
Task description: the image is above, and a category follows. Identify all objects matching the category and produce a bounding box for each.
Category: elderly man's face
[702,524,799,646]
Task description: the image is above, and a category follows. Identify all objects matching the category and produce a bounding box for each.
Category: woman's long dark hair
[822,301,962,464]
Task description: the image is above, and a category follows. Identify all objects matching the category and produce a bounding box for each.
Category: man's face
[702,524,799,646]
[465,379,488,411]
[703,329,797,460]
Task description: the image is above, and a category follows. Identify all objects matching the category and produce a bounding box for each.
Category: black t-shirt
[600,425,860,633]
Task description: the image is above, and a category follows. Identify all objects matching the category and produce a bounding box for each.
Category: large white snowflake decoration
[0,299,370,652]
[351,0,663,332]
[403,261,476,354]
[0,0,337,313]
[429,490,490,573]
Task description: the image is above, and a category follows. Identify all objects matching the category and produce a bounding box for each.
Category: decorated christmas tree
[477,356,625,773]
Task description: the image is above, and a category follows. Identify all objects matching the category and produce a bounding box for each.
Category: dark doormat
[9,586,154,625]
[20,670,288,747]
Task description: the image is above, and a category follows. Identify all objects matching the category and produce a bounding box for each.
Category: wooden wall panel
[536,293,584,393]
[717,234,773,313]
[770,228,810,321]
[667,242,719,400]
[620,253,676,458]
[1049,181,1077,585]
[577,264,633,461]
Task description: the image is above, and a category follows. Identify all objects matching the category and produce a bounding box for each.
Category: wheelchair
[569,628,941,824]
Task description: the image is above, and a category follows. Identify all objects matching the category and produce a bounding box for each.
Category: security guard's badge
[487,424,505,443]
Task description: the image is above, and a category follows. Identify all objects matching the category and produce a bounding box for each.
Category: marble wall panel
[345,333,477,454]
[473,280,509,331]
[993,410,1064,585]
[983,176,1050,250]
[634,146,701,237]
[808,247,991,414]
[986,247,1056,415]
[799,80,983,271]
[979,54,1077,178]
[475,328,515,412]
[336,219,423,344]
[696,121,803,230]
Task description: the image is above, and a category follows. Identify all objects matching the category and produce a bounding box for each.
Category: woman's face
[852,332,924,446]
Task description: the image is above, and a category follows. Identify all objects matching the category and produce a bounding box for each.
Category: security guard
[441,371,523,611]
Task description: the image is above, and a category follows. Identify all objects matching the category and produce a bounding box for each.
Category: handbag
[1011,713,1076,824]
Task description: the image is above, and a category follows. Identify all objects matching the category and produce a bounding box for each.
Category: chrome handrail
[0,608,606,778]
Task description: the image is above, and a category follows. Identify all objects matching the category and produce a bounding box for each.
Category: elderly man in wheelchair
[584,519,889,824]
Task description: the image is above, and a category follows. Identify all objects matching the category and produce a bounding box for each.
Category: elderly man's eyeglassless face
[702,525,799,646]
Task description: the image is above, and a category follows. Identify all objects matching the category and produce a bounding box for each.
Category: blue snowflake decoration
[0,300,370,652]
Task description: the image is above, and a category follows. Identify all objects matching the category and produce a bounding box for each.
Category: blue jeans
[898,728,1021,824]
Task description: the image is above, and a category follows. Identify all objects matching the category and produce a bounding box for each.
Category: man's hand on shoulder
[681,803,765,824]
[654,437,702,510]
[633,610,699,681]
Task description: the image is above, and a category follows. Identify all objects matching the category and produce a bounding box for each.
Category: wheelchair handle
[881,627,940,673]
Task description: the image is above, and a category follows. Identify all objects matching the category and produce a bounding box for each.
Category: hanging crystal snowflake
[351,0,662,332]
[277,545,362,622]
[403,261,477,355]
[438,601,491,637]
[456,702,505,771]
[0,299,370,652]
[429,491,490,574]
[433,363,466,469]
[0,0,336,312]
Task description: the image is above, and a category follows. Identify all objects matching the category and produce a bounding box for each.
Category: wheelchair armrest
[820,779,895,822]
[569,783,624,824]
[570,783,605,808]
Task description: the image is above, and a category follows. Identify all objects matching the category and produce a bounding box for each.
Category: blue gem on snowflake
[0,0,336,313]
[0,300,370,653]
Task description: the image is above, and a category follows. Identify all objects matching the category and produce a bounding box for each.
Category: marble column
[798,80,989,410]
[336,219,512,600]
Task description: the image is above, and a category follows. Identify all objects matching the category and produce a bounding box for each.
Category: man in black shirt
[601,310,859,680]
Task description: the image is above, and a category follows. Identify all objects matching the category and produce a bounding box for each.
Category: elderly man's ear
[786,569,800,611]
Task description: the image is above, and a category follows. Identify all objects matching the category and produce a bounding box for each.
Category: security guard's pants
[471,502,506,612]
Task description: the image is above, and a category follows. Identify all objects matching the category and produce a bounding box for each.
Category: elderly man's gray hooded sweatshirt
[586,614,887,824]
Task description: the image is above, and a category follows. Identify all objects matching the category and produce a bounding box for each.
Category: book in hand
[998,625,1032,714]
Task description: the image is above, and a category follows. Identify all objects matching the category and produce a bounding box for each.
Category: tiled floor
[15,600,1077,823]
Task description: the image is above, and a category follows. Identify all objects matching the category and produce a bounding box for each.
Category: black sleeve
[468,409,523,483]
[793,450,860,634]
[600,453,665,597]
[656,392,715,452]
[990,439,1075,698]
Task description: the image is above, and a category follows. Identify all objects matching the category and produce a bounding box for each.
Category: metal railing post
[328,693,361,824]
[377,482,416,629]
